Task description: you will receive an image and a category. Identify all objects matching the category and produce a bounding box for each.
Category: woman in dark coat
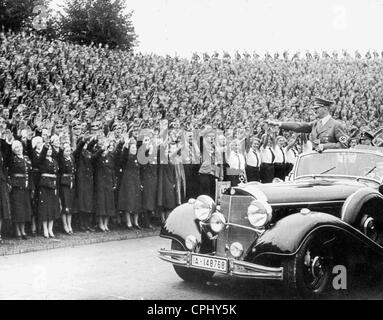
[0,139,11,243]
[5,139,34,240]
[118,139,142,229]
[93,139,117,232]
[113,139,124,226]
[29,136,44,236]
[157,142,178,224]
[58,142,75,235]
[140,137,158,229]
[37,143,61,238]
[73,136,97,232]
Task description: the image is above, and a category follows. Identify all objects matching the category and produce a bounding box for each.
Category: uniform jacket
[6,150,34,191]
[118,148,142,212]
[93,148,117,216]
[37,146,59,190]
[93,148,117,191]
[280,117,348,150]
[73,138,97,213]
[58,149,75,188]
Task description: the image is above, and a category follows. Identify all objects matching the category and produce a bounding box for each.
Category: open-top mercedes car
[158,146,383,298]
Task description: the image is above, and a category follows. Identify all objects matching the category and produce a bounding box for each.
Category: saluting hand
[315,144,324,153]
[266,120,280,127]
[5,130,14,144]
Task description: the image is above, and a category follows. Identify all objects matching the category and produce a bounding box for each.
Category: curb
[0,228,161,256]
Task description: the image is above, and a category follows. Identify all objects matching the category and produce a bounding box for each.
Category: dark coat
[183,163,200,200]
[73,138,97,213]
[118,148,142,213]
[0,140,11,220]
[113,141,124,208]
[27,139,41,217]
[58,149,75,214]
[93,149,117,217]
[36,146,61,221]
[140,147,158,212]
[5,141,34,223]
[157,157,177,210]
[52,146,61,163]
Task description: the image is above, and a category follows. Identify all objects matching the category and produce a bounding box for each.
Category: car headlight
[209,212,226,233]
[194,195,216,222]
[247,200,272,228]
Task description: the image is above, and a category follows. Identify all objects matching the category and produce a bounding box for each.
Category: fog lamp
[230,242,244,258]
[185,235,198,251]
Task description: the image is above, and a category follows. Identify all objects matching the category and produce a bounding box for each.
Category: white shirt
[273,145,286,163]
[260,146,275,164]
[246,149,261,167]
[303,140,313,153]
[228,151,246,171]
[320,114,331,126]
[285,147,298,164]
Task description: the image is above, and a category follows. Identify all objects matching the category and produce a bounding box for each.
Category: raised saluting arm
[266,120,314,134]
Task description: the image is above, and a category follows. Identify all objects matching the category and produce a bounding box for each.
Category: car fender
[248,211,383,260]
[341,187,383,225]
[160,203,208,250]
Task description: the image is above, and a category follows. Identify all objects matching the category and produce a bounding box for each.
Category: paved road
[0,236,382,299]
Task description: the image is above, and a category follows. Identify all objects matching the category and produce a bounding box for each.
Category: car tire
[283,233,334,299]
[171,240,214,283]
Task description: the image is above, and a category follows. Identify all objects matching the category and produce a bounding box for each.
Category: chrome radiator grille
[216,195,258,259]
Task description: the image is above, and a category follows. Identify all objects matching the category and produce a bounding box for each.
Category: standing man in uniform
[267,97,348,152]
[359,131,374,146]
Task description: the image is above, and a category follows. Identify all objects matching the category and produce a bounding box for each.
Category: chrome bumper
[158,249,284,281]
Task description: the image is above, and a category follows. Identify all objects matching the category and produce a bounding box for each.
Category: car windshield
[296,151,383,182]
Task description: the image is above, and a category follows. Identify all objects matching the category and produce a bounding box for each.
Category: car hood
[236,179,365,205]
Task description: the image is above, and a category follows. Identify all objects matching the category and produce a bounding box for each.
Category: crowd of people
[1,30,383,242]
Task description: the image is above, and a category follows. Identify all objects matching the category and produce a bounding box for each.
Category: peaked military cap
[359,131,374,141]
[312,97,335,108]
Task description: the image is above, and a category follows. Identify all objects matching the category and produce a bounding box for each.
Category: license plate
[191,254,228,273]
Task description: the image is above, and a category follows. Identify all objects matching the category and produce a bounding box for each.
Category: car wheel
[360,214,380,243]
[171,240,214,283]
[283,233,334,299]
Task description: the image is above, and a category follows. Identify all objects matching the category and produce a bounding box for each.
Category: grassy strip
[0,227,161,256]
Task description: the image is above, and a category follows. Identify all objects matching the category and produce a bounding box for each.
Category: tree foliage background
[0,0,38,32]
[0,0,138,50]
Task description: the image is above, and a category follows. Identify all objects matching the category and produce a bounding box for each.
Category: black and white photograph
[1,0,383,303]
